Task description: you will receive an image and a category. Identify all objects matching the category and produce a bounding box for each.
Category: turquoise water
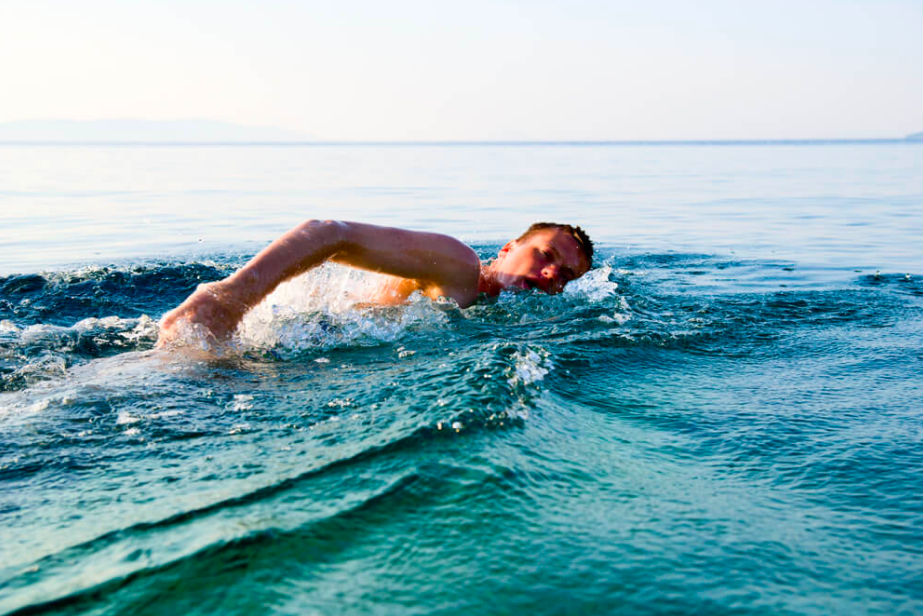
[1,143,922,615]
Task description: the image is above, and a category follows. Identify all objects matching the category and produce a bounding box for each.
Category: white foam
[599,296,633,324]
[116,411,141,425]
[230,394,254,412]
[17,315,158,347]
[508,346,552,386]
[564,265,619,302]
[228,423,250,435]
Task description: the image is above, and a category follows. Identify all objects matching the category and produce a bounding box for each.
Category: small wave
[0,262,233,329]
[0,315,159,393]
[563,264,619,302]
[0,419,446,615]
[857,271,923,298]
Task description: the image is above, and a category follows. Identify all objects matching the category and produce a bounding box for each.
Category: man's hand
[157,281,248,346]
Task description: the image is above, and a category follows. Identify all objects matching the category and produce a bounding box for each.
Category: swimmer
[158,220,593,344]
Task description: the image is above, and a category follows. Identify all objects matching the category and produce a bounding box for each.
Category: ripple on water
[2,251,923,615]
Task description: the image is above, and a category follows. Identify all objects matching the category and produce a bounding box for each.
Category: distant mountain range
[0,119,313,142]
[907,132,923,140]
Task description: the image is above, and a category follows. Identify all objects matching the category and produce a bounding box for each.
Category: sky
[1,0,921,140]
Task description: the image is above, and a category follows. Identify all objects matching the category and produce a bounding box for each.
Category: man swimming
[158,220,593,344]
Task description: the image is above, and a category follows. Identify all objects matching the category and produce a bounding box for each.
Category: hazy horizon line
[2,120,918,144]
[0,138,919,146]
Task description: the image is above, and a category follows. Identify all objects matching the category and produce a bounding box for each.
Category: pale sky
[1,0,921,140]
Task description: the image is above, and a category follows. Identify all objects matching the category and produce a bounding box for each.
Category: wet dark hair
[517,222,594,263]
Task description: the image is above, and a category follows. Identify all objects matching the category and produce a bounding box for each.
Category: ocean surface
[1,142,922,615]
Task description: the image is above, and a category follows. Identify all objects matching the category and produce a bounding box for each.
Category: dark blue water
[1,143,922,614]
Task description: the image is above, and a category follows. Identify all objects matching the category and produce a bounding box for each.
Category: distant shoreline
[0,139,920,147]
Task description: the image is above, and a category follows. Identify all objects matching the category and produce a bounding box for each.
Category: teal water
[1,143,922,615]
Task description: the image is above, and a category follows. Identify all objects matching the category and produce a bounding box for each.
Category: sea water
[1,142,922,615]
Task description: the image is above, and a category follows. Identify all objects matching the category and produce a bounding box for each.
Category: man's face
[493,228,591,295]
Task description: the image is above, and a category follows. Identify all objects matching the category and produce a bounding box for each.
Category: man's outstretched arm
[157,220,481,344]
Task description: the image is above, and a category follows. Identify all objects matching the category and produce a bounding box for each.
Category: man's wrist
[213,274,256,311]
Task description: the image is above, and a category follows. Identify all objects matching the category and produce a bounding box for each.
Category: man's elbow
[295,218,347,235]
[294,219,348,252]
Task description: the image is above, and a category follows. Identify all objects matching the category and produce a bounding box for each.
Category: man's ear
[498,240,516,257]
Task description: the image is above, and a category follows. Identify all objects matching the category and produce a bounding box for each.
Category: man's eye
[541,249,551,259]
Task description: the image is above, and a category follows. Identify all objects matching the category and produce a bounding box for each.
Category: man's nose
[540,266,564,293]
[541,264,558,279]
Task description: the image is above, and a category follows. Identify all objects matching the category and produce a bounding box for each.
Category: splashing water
[235,264,454,356]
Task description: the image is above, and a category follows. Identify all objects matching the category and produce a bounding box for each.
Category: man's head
[488,222,594,295]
